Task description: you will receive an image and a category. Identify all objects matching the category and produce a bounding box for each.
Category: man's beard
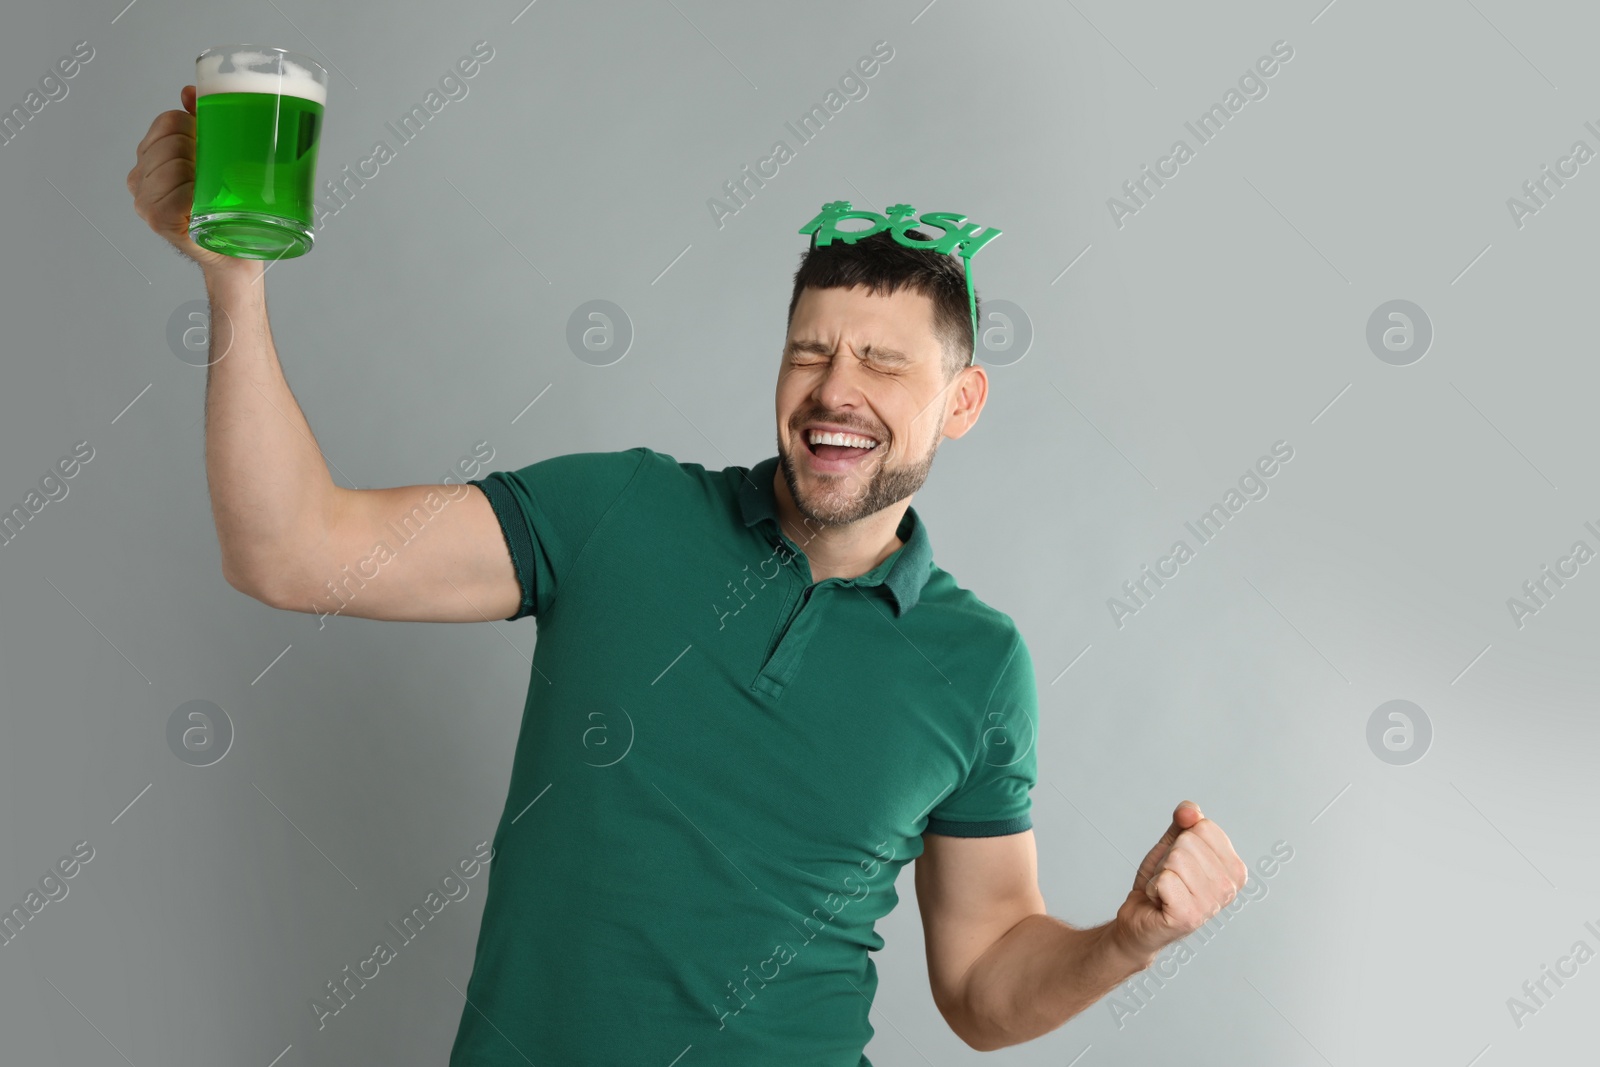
[776,418,942,529]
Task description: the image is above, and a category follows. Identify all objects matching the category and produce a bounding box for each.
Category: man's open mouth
[804,428,880,464]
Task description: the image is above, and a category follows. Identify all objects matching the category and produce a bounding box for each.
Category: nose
[810,351,875,418]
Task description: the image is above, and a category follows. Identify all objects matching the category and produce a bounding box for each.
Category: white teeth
[807,430,878,449]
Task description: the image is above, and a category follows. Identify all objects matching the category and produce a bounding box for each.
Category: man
[129,87,1248,1064]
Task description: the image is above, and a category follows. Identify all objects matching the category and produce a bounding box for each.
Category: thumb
[1156,800,1204,852]
[181,84,197,115]
[1134,800,1203,892]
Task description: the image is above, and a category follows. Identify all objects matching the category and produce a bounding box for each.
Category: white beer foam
[196,51,326,104]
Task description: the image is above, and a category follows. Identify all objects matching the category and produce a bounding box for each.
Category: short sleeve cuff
[924,813,1032,838]
[470,476,534,621]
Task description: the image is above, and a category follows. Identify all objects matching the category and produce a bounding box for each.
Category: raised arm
[127,87,520,623]
[916,803,1248,1051]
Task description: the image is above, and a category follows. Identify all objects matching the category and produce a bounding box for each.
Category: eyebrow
[784,339,912,365]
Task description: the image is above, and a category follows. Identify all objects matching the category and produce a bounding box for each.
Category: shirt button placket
[753,580,830,699]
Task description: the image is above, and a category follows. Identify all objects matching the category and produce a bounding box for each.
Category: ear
[940,364,988,441]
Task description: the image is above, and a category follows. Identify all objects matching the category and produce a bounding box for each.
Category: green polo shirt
[450,447,1039,1067]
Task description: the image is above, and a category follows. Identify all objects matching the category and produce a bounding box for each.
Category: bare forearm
[200,262,336,591]
[957,914,1153,1051]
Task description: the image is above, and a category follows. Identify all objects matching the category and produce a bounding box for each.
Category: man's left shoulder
[917,566,1028,657]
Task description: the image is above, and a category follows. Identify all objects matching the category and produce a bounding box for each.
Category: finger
[143,171,197,231]
[1174,831,1235,904]
[1160,801,1203,848]
[1135,837,1174,892]
[136,129,195,174]
[136,130,196,179]
[1136,815,1185,880]
[136,110,190,156]
[1134,802,1200,887]
[181,84,197,114]
[132,147,196,218]
[1147,865,1196,923]
[133,146,196,218]
[1141,835,1201,904]
[136,110,195,157]
[1168,832,1243,919]
[1185,819,1249,889]
[1144,856,1168,903]
[1149,841,1227,928]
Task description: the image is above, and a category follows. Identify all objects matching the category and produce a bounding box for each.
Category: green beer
[190,46,328,260]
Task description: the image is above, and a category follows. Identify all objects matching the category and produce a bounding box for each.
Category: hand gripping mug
[189,45,328,260]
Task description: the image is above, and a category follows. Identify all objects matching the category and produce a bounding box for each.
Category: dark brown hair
[787,228,977,381]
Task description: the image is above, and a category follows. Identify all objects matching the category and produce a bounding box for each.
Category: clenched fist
[125,85,246,273]
[1111,800,1249,963]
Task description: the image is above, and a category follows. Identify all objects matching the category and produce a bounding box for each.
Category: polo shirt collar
[739,455,932,616]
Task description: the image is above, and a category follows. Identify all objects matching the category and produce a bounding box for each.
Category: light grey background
[2,0,1597,1064]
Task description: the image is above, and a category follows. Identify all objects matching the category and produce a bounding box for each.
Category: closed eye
[785,340,906,372]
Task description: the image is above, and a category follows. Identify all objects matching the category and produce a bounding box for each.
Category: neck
[772,465,906,583]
